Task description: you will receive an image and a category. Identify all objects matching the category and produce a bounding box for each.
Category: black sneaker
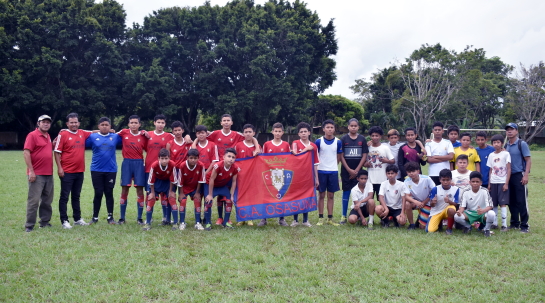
[39,223,52,228]
[25,226,33,233]
[445,229,453,235]
[107,217,116,224]
[508,225,520,230]
[381,220,389,228]
[90,217,99,225]
[484,230,491,237]
[117,218,126,225]
[407,224,416,230]
[137,219,144,225]
[520,227,530,233]
[463,227,471,234]
[490,224,498,229]
[161,220,170,226]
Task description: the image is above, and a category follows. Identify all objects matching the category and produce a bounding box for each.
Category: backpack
[504,139,528,172]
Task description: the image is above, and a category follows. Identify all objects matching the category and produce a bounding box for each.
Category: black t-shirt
[340,134,369,171]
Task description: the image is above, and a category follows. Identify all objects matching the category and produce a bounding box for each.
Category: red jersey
[118,129,148,160]
[263,140,291,153]
[24,129,53,176]
[145,131,174,172]
[148,160,177,184]
[196,140,219,169]
[292,140,320,165]
[54,129,92,173]
[177,160,206,195]
[207,130,244,158]
[168,138,192,167]
[206,161,240,187]
[234,141,260,159]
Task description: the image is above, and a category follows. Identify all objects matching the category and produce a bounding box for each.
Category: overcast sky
[118,0,545,99]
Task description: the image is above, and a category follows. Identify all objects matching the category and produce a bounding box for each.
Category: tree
[507,62,545,143]
[308,94,367,130]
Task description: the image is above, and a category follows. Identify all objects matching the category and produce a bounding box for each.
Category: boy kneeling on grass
[375,164,406,228]
[455,171,496,237]
[347,170,375,229]
[427,169,459,235]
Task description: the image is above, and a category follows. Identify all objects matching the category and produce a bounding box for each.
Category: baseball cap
[505,122,518,130]
[37,115,52,122]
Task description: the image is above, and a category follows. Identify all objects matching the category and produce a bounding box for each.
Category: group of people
[23,114,532,236]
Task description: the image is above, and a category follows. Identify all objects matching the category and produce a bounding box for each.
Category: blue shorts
[184,187,204,198]
[150,178,173,195]
[144,173,150,192]
[203,184,231,200]
[318,172,340,193]
[120,159,146,187]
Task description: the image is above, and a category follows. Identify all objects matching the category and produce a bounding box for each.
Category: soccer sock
[319,214,324,218]
[179,198,187,224]
[342,191,350,217]
[493,206,498,225]
[166,204,172,223]
[119,193,128,220]
[223,201,232,225]
[204,202,212,225]
[146,207,153,225]
[368,215,374,225]
[485,210,495,231]
[501,206,508,227]
[447,217,454,230]
[168,197,178,224]
[217,199,224,219]
[137,195,145,220]
[454,214,470,228]
[160,193,167,221]
[327,215,333,219]
[194,200,202,224]
[303,212,308,223]
[293,215,299,222]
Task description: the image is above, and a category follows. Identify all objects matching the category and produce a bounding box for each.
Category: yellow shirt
[451,147,481,171]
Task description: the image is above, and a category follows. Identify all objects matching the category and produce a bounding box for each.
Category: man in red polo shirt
[23,115,54,232]
[54,113,92,229]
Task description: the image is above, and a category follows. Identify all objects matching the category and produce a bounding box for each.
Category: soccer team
[23,114,532,235]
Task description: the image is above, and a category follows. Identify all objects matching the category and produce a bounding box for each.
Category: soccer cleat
[339,216,347,224]
[290,221,299,227]
[142,224,152,231]
[381,220,388,228]
[228,220,233,225]
[500,226,508,232]
[508,225,520,230]
[107,217,116,225]
[326,219,340,226]
[204,224,212,231]
[247,220,254,226]
[224,222,234,229]
[194,222,204,230]
[520,227,530,233]
[236,221,245,226]
[90,218,99,225]
[484,230,491,237]
[257,219,267,227]
[25,227,33,233]
[161,220,171,226]
[179,222,187,231]
[215,218,224,226]
[137,219,144,225]
[407,224,416,230]
[445,229,453,235]
[39,223,52,228]
[117,219,126,225]
[171,224,179,231]
[302,221,312,227]
[316,218,324,226]
[463,227,471,234]
[62,221,73,229]
[490,224,498,230]
[278,218,288,226]
[74,219,89,226]
[367,224,374,230]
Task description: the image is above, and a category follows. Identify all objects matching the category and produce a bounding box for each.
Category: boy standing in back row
[425,122,454,185]
[365,126,395,199]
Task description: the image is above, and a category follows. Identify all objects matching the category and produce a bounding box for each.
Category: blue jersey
[86,132,122,172]
[476,145,495,185]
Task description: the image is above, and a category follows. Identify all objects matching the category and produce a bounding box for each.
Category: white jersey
[487,151,511,184]
[379,180,405,209]
[429,185,459,216]
[451,170,472,190]
[425,139,454,176]
[350,182,373,209]
[367,144,394,185]
[315,136,342,172]
[403,175,435,204]
[460,187,493,211]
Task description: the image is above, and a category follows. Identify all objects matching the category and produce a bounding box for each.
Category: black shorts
[340,168,359,191]
[386,207,402,218]
[490,184,510,206]
[372,184,381,199]
[349,206,370,219]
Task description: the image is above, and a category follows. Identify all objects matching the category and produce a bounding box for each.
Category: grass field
[1,150,544,302]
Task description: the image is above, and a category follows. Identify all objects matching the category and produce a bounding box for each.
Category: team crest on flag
[262,168,293,200]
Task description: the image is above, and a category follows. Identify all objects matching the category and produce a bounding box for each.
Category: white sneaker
[62,221,73,229]
[74,219,89,226]
[179,222,187,230]
[194,222,204,230]
[302,221,312,227]
[290,221,299,227]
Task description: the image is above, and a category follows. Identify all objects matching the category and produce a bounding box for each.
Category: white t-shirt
[425,139,454,177]
[429,185,459,216]
[451,170,472,190]
[403,174,436,204]
[382,142,403,179]
[350,182,373,209]
[378,180,405,209]
[460,187,493,210]
[367,145,394,185]
[486,151,511,184]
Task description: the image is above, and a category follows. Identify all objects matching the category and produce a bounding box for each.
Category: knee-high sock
[194,198,202,224]
[167,196,178,224]
[119,193,128,220]
[137,195,144,220]
[204,201,212,225]
[501,206,508,227]
[160,193,168,221]
[342,191,350,217]
[223,200,233,226]
[179,197,187,224]
[493,206,498,225]
[454,213,470,228]
[485,210,496,230]
[145,197,156,224]
[217,199,224,219]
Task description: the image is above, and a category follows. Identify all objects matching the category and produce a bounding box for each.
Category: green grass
[1,150,545,302]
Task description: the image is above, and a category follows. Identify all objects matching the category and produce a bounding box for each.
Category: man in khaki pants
[23,115,54,232]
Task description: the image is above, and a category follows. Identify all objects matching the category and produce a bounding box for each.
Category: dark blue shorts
[318,172,340,193]
[184,187,204,198]
[150,178,173,195]
[144,173,150,192]
[203,184,231,199]
[120,159,146,187]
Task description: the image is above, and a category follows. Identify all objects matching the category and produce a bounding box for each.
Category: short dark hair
[322,119,335,128]
[272,122,284,130]
[368,126,383,136]
[187,148,199,158]
[171,121,184,130]
[297,122,312,133]
[98,117,110,125]
[475,131,487,139]
[154,114,166,122]
[404,162,420,173]
[404,127,417,136]
[456,154,469,162]
[243,124,255,132]
[225,147,237,156]
[128,115,140,122]
[221,114,232,120]
[439,169,452,179]
[66,113,78,121]
[357,170,368,178]
[386,164,399,174]
[460,132,471,140]
[432,121,444,129]
[195,125,207,133]
[347,118,359,126]
[447,125,460,135]
[469,171,482,181]
[159,148,170,158]
[490,134,504,144]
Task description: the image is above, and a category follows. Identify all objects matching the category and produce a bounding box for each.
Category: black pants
[59,172,84,223]
[508,172,529,228]
[372,184,381,200]
[91,171,117,218]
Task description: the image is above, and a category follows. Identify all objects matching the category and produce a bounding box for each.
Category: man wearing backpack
[504,123,532,233]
